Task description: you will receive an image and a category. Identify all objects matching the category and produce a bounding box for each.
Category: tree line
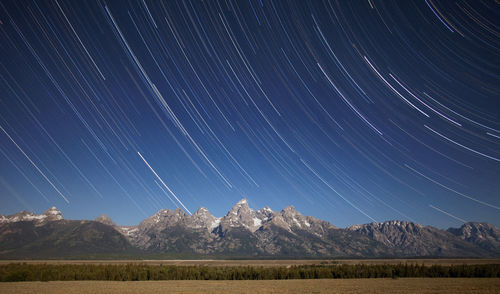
[1,263,499,282]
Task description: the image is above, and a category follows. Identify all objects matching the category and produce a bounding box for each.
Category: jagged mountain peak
[257,206,274,219]
[346,220,490,256]
[447,222,500,252]
[349,224,362,230]
[1,205,500,258]
[218,198,262,232]
[279,206,319,231]
[229,198,251,212]
[281,205,298,214]
[194,207,210,214]
[0,207,63,224]
[141,210,171,226]
[227,198,254,217]
[371,220,422,230]
[12,210,36,219]
[348,220,423,231]
[152,208,186,217]
[455,222,498,232]
[43,206,60,213]
[190,207,220,230]
[173,207,186,215]
[192,207,214,218]
[42,206,63,221]
[94,213,116,227]
[347,220,426,240]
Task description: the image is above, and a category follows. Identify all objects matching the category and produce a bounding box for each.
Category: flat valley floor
[1,278,499,294]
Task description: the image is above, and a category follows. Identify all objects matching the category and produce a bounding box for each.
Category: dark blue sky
[1,0,499,228]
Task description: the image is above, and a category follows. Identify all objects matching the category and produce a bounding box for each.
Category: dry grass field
[0,278,498,293]
[0,258,498,267]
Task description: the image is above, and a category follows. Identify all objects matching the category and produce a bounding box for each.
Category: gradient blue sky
[1,0,499,229]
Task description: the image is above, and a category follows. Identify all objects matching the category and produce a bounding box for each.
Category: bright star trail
[0,0,498,228]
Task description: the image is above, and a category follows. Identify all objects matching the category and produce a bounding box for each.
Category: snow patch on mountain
[0,207,63,225]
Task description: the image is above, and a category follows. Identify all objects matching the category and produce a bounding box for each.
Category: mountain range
[1,199,499,259]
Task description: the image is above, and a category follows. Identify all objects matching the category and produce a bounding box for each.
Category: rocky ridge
[0,206,62,226]
[347,220,490,257]
[1,200,499,258]
[447,222,500,253]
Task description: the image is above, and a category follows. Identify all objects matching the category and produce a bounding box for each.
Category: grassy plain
[0,278,499,293]
[0,258,498,267]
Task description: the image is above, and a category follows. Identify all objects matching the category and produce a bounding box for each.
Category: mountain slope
[0,208,137,258]
[347,220,491,257]
[0,207,62,225]
[447,222,500,253]
[0,202,498,258]
[94,214,117,227]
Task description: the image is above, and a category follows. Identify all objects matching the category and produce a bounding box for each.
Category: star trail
[0,0,499,228]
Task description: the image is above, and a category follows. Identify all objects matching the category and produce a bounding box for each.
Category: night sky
[1,0,499,229]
